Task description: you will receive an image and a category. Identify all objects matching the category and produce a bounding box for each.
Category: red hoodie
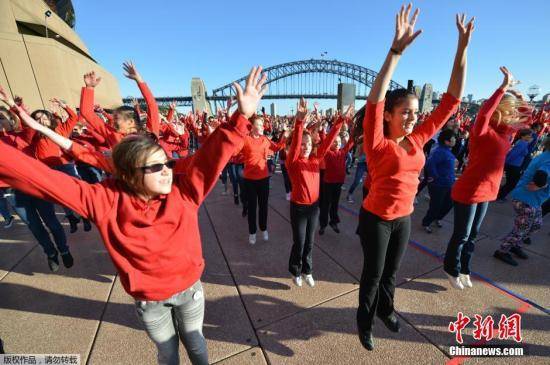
[362,93,460,220]
[452,88,514,204]
[0,112,250,301]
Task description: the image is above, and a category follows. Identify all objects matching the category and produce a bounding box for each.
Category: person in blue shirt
[497,128,533,201]
[494,137,550,266]
[422,129,457,233]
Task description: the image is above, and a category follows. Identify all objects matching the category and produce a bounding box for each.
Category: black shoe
[379,314,401,333]
[83,219,92,232]
[319,227,325,235]
[523,237,531,245]
[61,251,74,268]
[48,254,59,272]
[67,215,80,234]
[329,222,340,234]
[234,195,239,205]
[358,329,374,351]
[510,246,528,259]
[493,250,518,266]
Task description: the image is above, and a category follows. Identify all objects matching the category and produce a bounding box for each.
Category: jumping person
[286,98,344,287]
[356,5,470,350]
[0,66,267,365]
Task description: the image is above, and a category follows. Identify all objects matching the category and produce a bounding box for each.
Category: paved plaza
[0,172,549,364]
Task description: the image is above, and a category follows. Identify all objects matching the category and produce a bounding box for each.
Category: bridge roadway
[0,171,548,364]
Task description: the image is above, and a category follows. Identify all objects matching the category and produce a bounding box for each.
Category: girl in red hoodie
[0,66,267,365]
[356,5,471,350]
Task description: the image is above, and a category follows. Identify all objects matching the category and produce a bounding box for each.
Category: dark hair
[31,109,57,130]
[383,88,418,136]
[113,105,140,131]
[438,129,456,145]
[517,128,532,138]
[351,105,366,139]
[111,134,164,196]
[532,170,548,188]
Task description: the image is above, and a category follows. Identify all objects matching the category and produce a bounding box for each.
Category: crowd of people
[0,3,549,364]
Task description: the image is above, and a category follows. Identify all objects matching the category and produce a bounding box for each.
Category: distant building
[467,94,473,103]
[543,93,550,103]
[414,85,422,98]
[419,83,433,113]
[270,103,277,117]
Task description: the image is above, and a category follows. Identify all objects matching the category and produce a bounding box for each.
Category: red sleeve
[472,88,506,137]
[70,142,114,173]
[409,93,460,147]
[84,128,107,146]
[0,139,112,221]
[317,118,344,159]
[80,87,116,143]
[174,112,249,206]
[362,101,386,154]
[9,107,37,144]
[342,135,355,153]
[137,82,159,136]
[268,134,286,152]
[287,119,304,164]
[55,105,80,137]
[166,107,175,123]
[101,110,114,124]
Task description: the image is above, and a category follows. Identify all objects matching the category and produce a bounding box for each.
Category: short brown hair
[112,135,164,195]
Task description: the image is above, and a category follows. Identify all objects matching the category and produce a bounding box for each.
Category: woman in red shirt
[0,66,267,365]
[444,68,522,289]
[286,98,344,287]
[356,5,471,350]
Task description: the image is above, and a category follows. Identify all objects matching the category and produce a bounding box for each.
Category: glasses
[140,160,177,174]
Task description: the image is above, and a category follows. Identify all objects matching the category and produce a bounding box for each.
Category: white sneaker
[459,274,473,288]
[293,276,302,287]
[446,273,464,290]
[304,274,315,287]
[221,190,228,196]
[262,230,269,241]
[286,193,291,201]
[249,234,256,245]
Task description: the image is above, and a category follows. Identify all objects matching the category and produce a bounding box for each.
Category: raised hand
[169,101,177,110]
[391,3,422,54]
[123,61,143,83]
[456,13,475,49]
[84,71,102,88]
[50,97,67,109]
[94,104,104,113]
[0,85,14,106]
[296,97,308,121]
[499,66,514,91]
[344,103,355,119]
[232,66,268,119]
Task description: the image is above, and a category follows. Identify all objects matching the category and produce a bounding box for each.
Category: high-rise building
[270,103,277,117]
[419,83,433,113]
[467,94,473,103]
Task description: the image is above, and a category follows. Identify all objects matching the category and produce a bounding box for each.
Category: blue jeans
[14,190,68,257]
[348,162,367,195]
[221,163,239,196]
[52,164,81,219]
[76,163,102,184]
[135,280,208,365]
[444,201,489,276]
[422,184,453,227]
[0,189,12,221]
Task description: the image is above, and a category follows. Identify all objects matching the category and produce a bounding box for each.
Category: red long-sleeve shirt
[241,134,286,180]
[323,137,354,184]
[362,93,460,220]
[0,112,250,301]
[452,88,514,204]
[286,118,344,205]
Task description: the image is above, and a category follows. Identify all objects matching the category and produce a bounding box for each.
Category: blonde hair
[491,94,521,126]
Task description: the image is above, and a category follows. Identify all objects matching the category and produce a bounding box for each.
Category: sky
[72,0,550,114]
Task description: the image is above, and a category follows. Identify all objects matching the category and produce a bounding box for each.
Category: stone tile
[214,347,267,365]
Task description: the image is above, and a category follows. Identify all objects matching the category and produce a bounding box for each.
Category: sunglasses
[140,160,177,174]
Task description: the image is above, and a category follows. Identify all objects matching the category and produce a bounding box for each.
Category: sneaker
[304,274,315,287]
[346,195,354,203]
[319,227,325,235]
[3,216,14,229]
[60,251,74,268]
[221,189,228,196]
[493,250,518,266]
[522,237,531,245]
[446,273,464,290]
[262,230,269,241]
[234,195,239,205]
[436,220,443,228]
[423,225,433,234]
[285,193,291,201]
[67,215,80,234]
[47,254,60,272]
[341,185,347,190]
[249,234,256,245]
[83,219,92,232]
[293,276,302,287]
[510,246,528,259]
[329,222,340,234]
[459,274,473,288]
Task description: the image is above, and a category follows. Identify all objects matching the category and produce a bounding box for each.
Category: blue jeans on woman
[444,201,489,276]
[0,189,12,221]
[14,190,68,257]
[52,164,81,220]
[348,162,367,196]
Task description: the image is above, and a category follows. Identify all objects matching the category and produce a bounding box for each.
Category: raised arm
[287,98,308,164]
[80,71,114,141]
[175,66,267,206]
[473,67,512,136]
[51,98,80,138]
[123,61,160,136]
[317,117,344,159]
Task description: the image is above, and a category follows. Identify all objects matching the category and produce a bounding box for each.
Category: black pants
[422,184,453,227]
[320,182,342,228]
[542,197,550,217]
[281,163,292,194]
[498,164,522,200]
[289,201,320,276]
[244,177,270,234]
[357,208,410,332]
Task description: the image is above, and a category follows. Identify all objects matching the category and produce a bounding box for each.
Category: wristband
[390,48,402,55]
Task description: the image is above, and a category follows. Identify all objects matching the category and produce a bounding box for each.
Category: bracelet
[390,47,402,55]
